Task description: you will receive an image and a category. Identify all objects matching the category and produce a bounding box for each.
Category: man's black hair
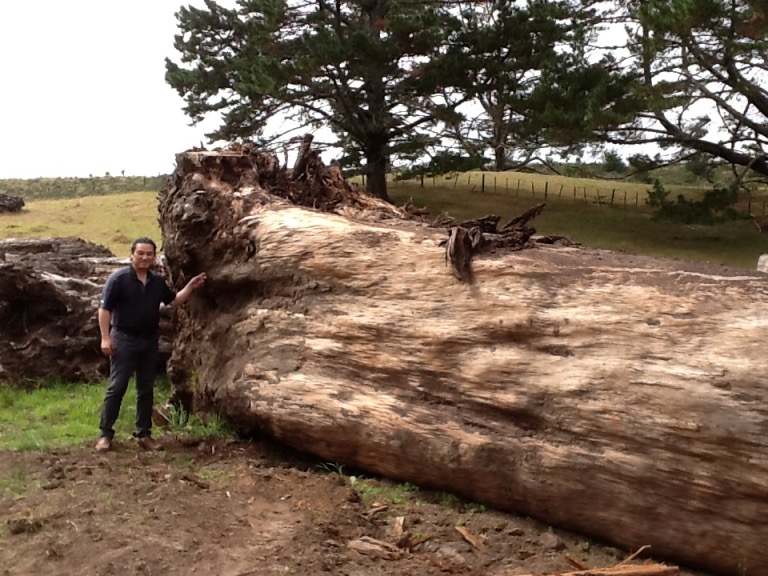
[131,237,157,254]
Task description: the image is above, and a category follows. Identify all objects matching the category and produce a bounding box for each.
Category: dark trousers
[98,329,159,440]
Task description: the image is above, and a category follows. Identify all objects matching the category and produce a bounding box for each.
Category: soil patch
[1,437,709,576]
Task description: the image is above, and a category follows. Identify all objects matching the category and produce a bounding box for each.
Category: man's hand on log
[171,273,208,308]
[186,273,207,290]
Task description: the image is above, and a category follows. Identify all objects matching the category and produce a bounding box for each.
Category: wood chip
[391,516,405,543]
[347,536,402,560]
[565,555,590,570]
[180,472,210,490]
[455,525,486,551]
[364,503,389,518]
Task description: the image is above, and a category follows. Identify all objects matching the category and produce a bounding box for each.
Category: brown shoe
[95,437,112,452]
[137,436,163,452]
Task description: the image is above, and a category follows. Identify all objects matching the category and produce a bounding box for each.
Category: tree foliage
[603,0,768,183]
[434,0,639,171]
[602,149,627,173]
[166,0,463,200]
[646,179,742,225]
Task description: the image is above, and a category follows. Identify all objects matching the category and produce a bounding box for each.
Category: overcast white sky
[0,1,216,179]
[0,1,661,180]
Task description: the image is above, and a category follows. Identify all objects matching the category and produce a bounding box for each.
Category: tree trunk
[364,140,390,202]
[494,143,507,171]
[158,145,768,576]
[0,237,174,386]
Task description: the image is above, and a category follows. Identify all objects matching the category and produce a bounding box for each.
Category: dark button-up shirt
[100,266,176,336]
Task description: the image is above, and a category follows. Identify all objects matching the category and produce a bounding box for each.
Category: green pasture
[0,191,160,256]
[1,170,766,267]
[391,169,768,216]
[0,379,230,451]
[388,182,767,269]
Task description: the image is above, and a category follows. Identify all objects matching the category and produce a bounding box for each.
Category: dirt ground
[1,436,710,576]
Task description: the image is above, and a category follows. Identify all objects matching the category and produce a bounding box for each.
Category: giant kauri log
[158,144,768,576]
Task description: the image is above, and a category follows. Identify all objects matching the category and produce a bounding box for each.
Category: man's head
[131,237,157,254]
[130,237,157,272]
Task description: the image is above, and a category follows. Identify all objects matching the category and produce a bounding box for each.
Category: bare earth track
[1,437,707,576]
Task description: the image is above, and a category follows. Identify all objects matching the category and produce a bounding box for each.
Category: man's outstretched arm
[171,273,207,308]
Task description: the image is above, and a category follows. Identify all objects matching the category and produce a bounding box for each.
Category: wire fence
[384,172,768,216]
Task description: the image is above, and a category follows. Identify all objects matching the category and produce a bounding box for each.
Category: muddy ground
[1,435,709,576]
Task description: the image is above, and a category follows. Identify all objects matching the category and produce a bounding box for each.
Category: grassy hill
[1,171,766,268]
[0,191,159,256]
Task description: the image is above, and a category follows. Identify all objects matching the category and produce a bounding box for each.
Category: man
[95,237,206,452]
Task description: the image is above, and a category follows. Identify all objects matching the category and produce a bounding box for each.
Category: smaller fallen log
[0,237,174,386]
[0,193,24,213]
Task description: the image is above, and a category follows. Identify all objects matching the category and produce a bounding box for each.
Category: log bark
[158,145,768,576]
[0,237,174,386]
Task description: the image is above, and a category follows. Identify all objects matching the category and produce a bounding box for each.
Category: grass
[0,381,126,451]
[389,184,768,269]
[317,465,486,514]
[1,173,766,267]
[164,404,233,440]
[0,468,35,498]
[0,191,160,256]
[0,379,232,451]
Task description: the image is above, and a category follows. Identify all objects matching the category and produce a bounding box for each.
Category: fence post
[610,188,616,206]
[623,190,627,209]
[531,181,535,197]
[597,189,602,205]
[583,188,587,203]
[558,183,563,198]
[544,181,548,200]
[481,173,485,192]
[506,178,509,193]
[635,192,639,207]
[573,185,577,199]
[420,173,424,188]
[454,174,459,188]
[467,174,471,185]
[494,176,497,192]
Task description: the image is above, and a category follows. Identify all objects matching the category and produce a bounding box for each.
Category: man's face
[131,243,156,271]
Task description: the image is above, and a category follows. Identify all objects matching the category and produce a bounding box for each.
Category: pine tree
[166,0,462,200]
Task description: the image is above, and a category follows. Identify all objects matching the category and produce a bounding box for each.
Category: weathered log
[0,193,24,213]
[0,238,174,385]
[158,145,768,576]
